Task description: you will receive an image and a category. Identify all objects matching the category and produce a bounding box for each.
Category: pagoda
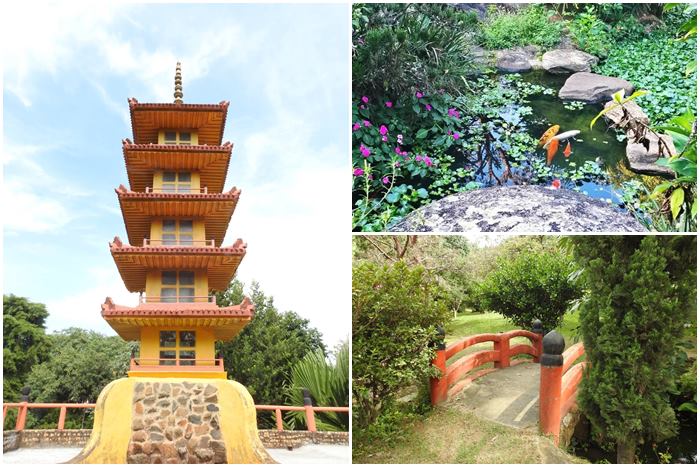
[70,64,273,464]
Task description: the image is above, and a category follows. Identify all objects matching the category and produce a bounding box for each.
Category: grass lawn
[352,406,587,464]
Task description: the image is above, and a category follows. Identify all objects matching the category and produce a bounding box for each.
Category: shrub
[352,261,449,428]
[353,3,477,99]
[482,5,563,49]
[477,250,583,331]
[568,6,615,58]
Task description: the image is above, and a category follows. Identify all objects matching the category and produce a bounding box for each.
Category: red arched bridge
[430,320,587,445]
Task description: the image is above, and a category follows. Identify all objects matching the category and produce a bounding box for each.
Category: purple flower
[353,168,364,176]
[361,96,369,103]
[381,136,388,142]
[415,155,423,162]
[352,122,361,131]
[397,134,404,144]
[395,146,402,154]
[359,144,371,158]
[452,132,460,140]
[447,108,461,118]
[424,155,433,167]
[385,101,393,108]
[363,120,372,127]
[382,176,390,184]
[425,104,432,111]
[379,125,388,136]
[415,91,423,99]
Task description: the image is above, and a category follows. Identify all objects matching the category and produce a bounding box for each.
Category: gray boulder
[388,185,645,232]
[542,49,598,74]
[603,100,650,128]
[496,46,541,73]
[626,132,677,177]
[559,72,634,103]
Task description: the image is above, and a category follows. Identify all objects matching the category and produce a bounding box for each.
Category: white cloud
[44,266,137,335]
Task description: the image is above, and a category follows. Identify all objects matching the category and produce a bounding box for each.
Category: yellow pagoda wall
[140,327,217,367]
[157,130,199,145]
[152,171,201,192]
[148,219,206,244]
[144,270,209,299]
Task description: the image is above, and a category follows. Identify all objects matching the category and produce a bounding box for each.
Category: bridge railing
[539,331,587,445]
[430,319,544,405]
[3,401,349,433]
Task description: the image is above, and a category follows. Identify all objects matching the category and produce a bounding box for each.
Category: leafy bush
[568,6,615,58]
[477,250,583,331]
[594,29,696,126]
[285,342,349,431]
[482,5,563,49]
[352,261,449,427]
[353,3,477,99]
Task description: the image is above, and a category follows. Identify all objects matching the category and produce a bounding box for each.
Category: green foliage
[285,342,349,431]
[3,295,51,402]
[566,236,697,462]
[594,29,696,126]
[352,3,477,99]
[477,250,583,331]
[481,5,563,49]
[568,6,615,58]
[352,261,449,428]
[216,279,325,428]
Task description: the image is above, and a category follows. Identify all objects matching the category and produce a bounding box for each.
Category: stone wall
[128,381,225,464]
[13,429,91,448]
[3,430,21,452]
[258,430,349,448]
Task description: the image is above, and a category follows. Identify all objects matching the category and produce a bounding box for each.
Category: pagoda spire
[174,61,183,104]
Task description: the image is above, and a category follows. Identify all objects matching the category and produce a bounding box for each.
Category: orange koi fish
[546,139,559,165]
[563,141,572,158]
[538,125,560,147]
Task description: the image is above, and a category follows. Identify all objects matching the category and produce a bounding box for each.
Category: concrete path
[3,445,351,464]
[447,362,541,429]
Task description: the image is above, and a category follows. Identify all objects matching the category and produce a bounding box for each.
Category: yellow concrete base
[68,377,275,464]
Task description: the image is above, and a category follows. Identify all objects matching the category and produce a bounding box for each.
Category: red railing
[143,239,216,247]
[4,402,350,433]
[539,338,586,445]
[430,327,543,405]
[139,295,216,304]
[129,357,223,372]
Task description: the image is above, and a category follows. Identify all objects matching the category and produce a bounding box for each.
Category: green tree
[566,236,697,463]
[3,295,51,402]
[285,341,349,431]
[477,249,583,330]
[352,261,449,427]
[216,280,325,418]
[24,328,135,429]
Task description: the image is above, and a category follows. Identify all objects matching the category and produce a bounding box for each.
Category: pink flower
[379,125,388,136]
[381,136,388,142]
[359,144,371,158]
[353,168,364,177]
[385,101,393,108]
[382,176,390,184]
[415,91,423,99]
[452,132,460,140]
[361,96,369,103]
[415,155,423,162]
[363,120,372,127]
[395,146,402,154]
[447,108,461,118]
[352,122,361,131]
[425,104,432,111]
[397,134,404,144]
[394,161,401,167]
[552,179,562,189]
[424,155,433,167]
[401,151,408,156]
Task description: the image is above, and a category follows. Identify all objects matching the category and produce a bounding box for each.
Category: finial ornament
[174,62,183,103]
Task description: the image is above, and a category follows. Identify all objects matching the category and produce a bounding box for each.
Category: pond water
[520,70,630,205]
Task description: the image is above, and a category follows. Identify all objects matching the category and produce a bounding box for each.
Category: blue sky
[2,3,350,346]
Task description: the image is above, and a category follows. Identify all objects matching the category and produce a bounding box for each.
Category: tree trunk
[617,439,636,464]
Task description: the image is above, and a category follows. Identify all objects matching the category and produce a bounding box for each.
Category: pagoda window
[160,130,197,145]
[159,330,196,366]
[162,219,193,246]
[160,270,195,303]
[162,172,192,193]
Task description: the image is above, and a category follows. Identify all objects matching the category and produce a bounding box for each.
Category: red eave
[101,296,255,318]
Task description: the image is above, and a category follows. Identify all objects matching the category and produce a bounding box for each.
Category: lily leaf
[670,187,685,219]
